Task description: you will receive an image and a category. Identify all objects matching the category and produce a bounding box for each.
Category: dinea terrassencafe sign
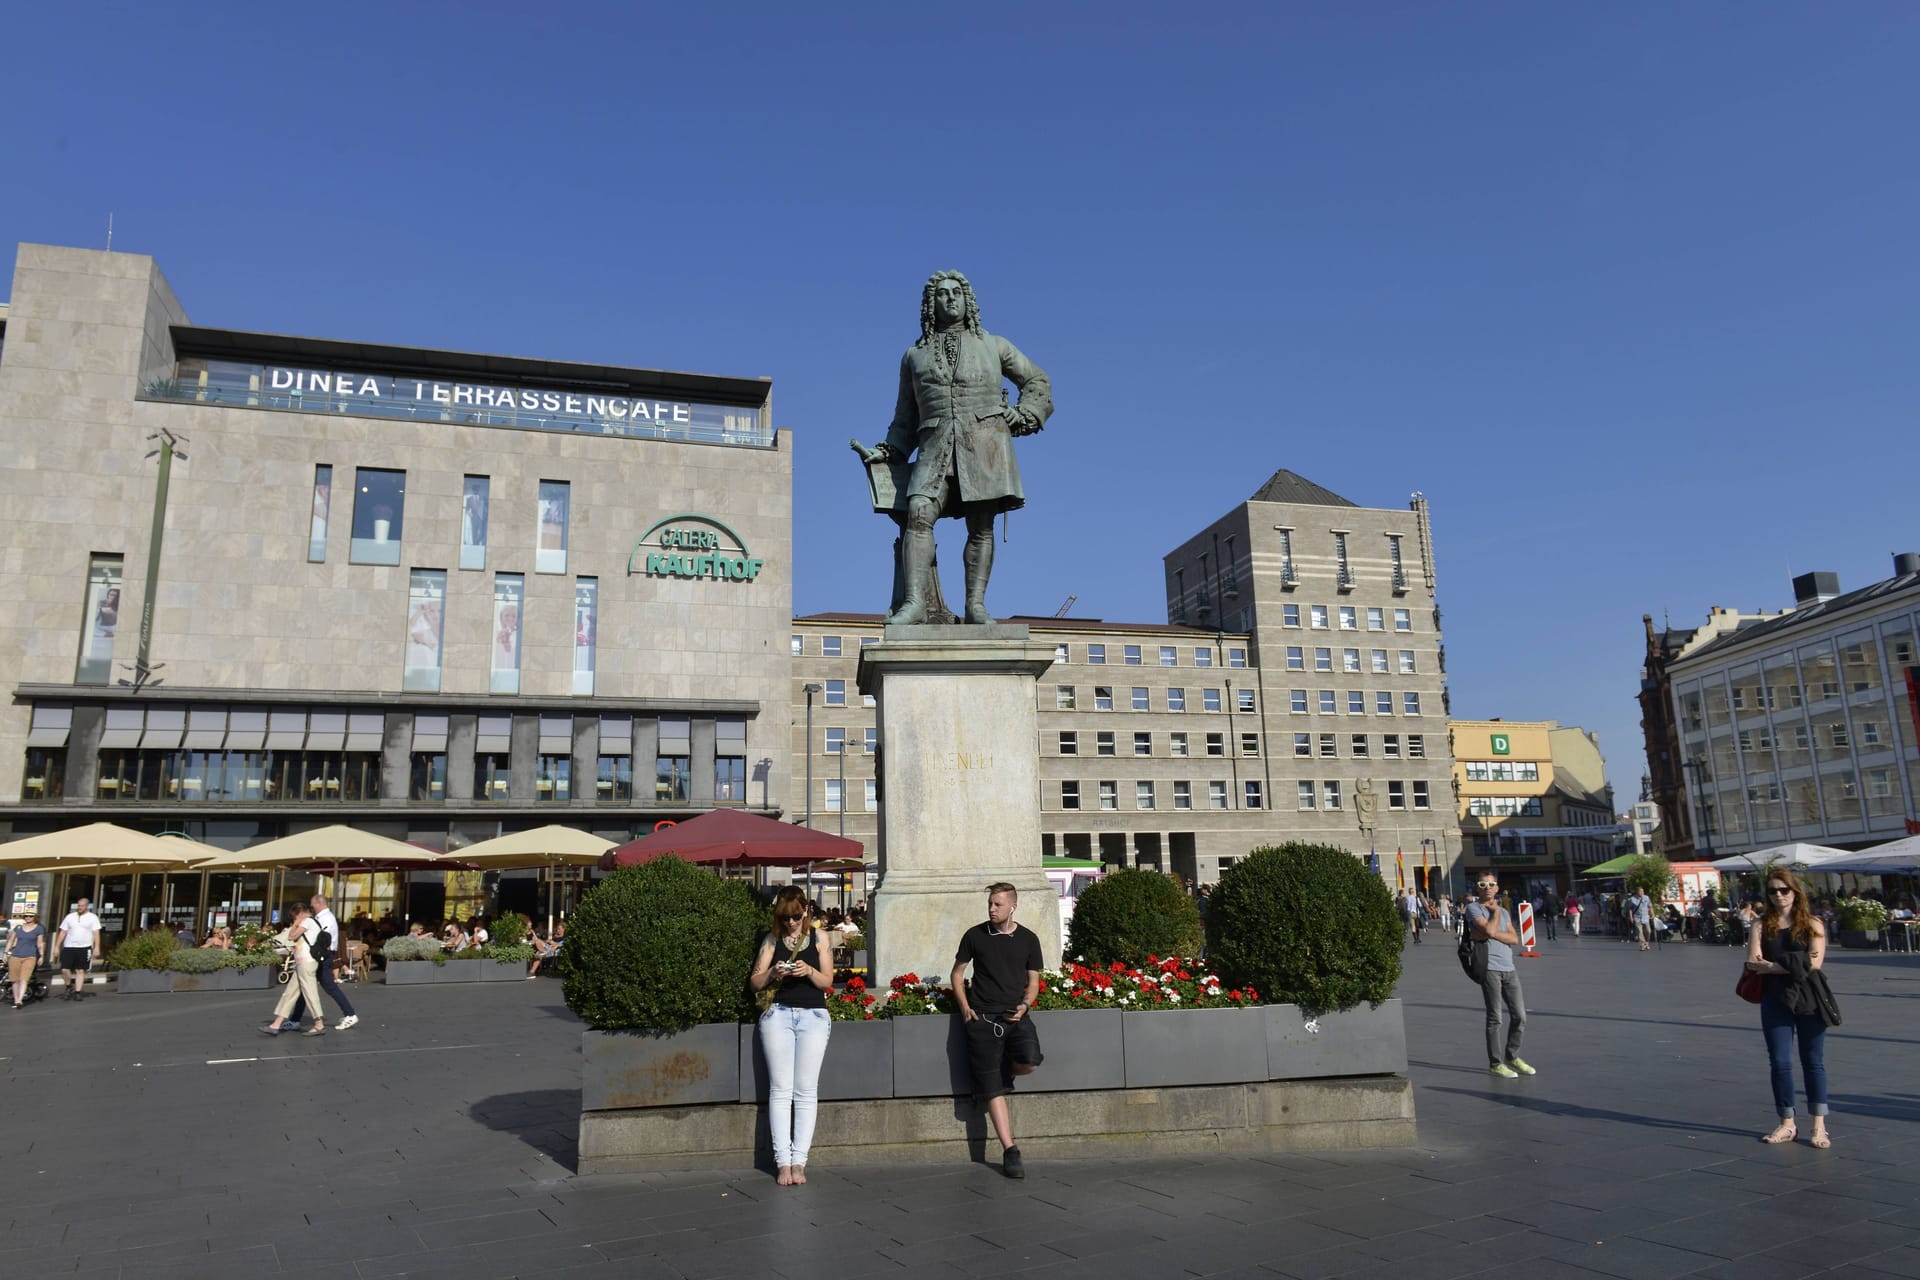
[629,514,766,583]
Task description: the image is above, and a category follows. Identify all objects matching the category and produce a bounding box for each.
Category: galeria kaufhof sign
[629,514,767,583]
[252,366,765,443]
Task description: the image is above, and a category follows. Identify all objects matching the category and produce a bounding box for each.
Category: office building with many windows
[0,244,792,936]
[1452,719,1617,897]
[1665,558,1920,857]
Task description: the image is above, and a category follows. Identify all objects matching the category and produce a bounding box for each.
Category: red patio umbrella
[601,809,864,870]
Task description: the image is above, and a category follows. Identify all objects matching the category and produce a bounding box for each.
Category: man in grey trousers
[1465,875,1534,1079]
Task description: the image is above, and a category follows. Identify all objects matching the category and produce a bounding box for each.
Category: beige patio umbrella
[191,824,456,926]
[4,823,209,937]
[452,824,613,935]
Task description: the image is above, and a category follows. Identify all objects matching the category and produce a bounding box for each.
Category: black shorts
[964,1012,1044,1101]
[59,946,93,972]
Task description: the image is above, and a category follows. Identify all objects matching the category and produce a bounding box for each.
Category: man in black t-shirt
[951,882,1045,1179]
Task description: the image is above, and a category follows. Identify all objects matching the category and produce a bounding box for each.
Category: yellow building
[1451,719,1617,898]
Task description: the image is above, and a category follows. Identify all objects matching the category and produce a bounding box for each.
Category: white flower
[1167,992,1181,1004]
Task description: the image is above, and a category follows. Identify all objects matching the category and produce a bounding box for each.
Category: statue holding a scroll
[855,271,1053,625]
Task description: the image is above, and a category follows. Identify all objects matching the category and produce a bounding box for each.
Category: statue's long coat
[882,329,1051,517]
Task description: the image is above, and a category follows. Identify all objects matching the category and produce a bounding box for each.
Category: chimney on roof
[1791,571,1840,607]
[1895,552,1920,577]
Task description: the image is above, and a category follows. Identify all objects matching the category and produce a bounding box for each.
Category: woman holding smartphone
[750,886,833,1185]
[1745,867,1831,1148]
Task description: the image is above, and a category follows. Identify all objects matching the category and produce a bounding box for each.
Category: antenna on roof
[1054,595,1076,617]
[106,212,113,252]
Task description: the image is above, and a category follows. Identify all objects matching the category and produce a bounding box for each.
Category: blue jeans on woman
[760,1004,831,1167]
[1760,993,1828,1119]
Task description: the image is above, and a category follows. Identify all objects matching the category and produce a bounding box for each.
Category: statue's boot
[963,528,994,625]
[887,526,935,625]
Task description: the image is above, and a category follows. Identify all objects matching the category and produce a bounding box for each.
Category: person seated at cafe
[470,918,490,948]
[200,926,234,951]
[528,930,562,979]
[443,921,469,952]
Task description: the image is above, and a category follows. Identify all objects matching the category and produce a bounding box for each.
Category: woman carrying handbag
[1744,868,1833,1148]
[749,886,833,1186]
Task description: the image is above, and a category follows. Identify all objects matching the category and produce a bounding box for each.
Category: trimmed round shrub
[1066,868,1203,966]
[381,935,441,962]
[164,948,224,973]
[1206,844,1403,1016]
[108,928,180,971]
[564,857,765,1032]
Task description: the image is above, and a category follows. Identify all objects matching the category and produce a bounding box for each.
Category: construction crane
[1053,595,1077,617]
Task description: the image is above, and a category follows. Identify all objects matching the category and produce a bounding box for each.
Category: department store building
[0,244,791,934]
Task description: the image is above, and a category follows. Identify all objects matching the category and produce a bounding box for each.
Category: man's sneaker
[1002,1147,1025,1179]
[1506,1057,1536,1076]
[337,1015,359,1030]
[1489,1063,1520,1079]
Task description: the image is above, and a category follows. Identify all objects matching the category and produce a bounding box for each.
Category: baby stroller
[17,966,50,1006]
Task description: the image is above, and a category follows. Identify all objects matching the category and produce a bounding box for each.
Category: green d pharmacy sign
[1490,733,1511,755]
[629,514,767,583]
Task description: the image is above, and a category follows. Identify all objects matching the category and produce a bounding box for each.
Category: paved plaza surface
[3,932,1917,1280]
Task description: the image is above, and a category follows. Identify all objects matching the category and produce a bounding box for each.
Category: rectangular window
[1245,781,1263,809]
[1207,732,1225,756]
[1136,781,1155,810]
[536,480,570,573]
[1334,533,1352,588]
[1131,687,1149,711]
[350,467,406,565]
[1209,780,1228,809]
[1237,689,1255,713]
[1371,649,1389,673]
[792,634,804,656]
[593,751,633,803]
[1311,605,1329,629]
[308,465,333,562]
[1240,733,1259,757]
[1383,734,1400,758]
[1398,650,1417,674]
[1173,780,1192,810]
[1389,535,1406,589]
[716,717,747,802]
[1339,606,1357,630]
[1287,646,1305,671]
[1343,648,1361,673]
[865,779,878,811]
[1095,686,1113,711]
[1376,691,1393,715]
[460,475,489,570]
[825,679,846,706]
[1194,647,1213,668]
[1315,647,1333,672]
[76,553,124,685]
[1088,643,1106,665]
[1412,780,1430,809]
[412,751,449,801]
[1203,689,1222,712]
[821,635,842,657]
[1408,734,1425,758]
[1228,648,1247,668]
[1097,732,1116,756]
[824,779,843,812]
[536,754,571,803]
[1059,731,1078,756]
[1170,732,1189,757]
[1278,528,1296,580]
[1159,645,1177,667]
[475,752,512,801]
[1057,686,1076,710]
[1298,781,1316,810]
[1167,688,1186,712]
[1061,781,1081,810]
[1054,642,1069,662]
[1134,732,1152,756]
[861,636,879,648]
[825,727,845,755]
[490,573,524,693]
[655,715,691,803]
[1099,781,1118,811]
[865,727,879,754]
[1323,781,1342,810]
[573,577,598,695]
[1283,604,1300,628]
[1319,690,1336,713]
[1294,732,1312,757]
[1319,733,1337,758]
[1291,689,1308,713]
[1124,644,1142,665]
[1352,734,1369,757]
[403,569,447,692]
[1403,692,1422,715]
[1367,607,1385,631]
[1394,609,1412,632]
[1388,781,1405,809]
[1348,691,1365,715]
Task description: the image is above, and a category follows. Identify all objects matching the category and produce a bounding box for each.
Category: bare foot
[1761,1121,1796,1144]
[776,1165,794,1186]
[792,1166,807,1185]
[1809,1125,1831,1149]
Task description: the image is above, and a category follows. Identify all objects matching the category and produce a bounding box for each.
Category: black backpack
[311,922,333,957]
[1457,917,1487,983]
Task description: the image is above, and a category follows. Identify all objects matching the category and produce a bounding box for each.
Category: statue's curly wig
[917,271,984,346]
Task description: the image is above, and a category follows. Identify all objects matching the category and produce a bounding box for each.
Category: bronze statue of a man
[861,271,1052,625]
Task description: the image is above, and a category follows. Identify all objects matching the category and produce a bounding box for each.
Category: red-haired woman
[749,886,833,1185]
[1744,867,1831,1148]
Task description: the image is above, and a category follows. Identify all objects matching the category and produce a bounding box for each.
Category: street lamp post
[803,684,822,830]
[837,745,846,838]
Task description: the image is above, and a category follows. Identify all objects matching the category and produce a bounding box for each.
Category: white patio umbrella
[1811,834,1920,875]
[452,824,613,935]
[1708,843,1851,873]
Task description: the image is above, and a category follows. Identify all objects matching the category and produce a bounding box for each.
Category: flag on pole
[1395,848,1405,890]
[1420,843,1430,893]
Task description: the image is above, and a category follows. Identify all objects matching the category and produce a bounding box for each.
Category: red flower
[1228,989,1243,1001]
[846,976,867,993]
[1176,970,1192,981]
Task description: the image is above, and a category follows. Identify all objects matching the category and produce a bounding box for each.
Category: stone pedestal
[858,624,1061,985]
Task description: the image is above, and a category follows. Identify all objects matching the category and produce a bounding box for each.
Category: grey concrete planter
[583,1024,740,1110]
[1122,1006,1270,1088]
[165,966,275,992]
[479,959,532,981]
[1837,929,1881,950]
[739,1014,891,1103]
[1264,999,1408,1080]
[114,969,174,994]
[384,959,525,983]
[891,1008,1125,1097]
[891,1013,971,1098]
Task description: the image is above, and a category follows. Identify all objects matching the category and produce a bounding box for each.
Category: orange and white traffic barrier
[1517,902,1541,958]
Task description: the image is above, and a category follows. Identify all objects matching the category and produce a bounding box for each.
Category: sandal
[1809,1129,1831,1149]
[1761,1121,1796,1145]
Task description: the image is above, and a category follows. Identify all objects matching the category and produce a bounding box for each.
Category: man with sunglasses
[1464,876,1534,1079]
[951,882,1045,1179]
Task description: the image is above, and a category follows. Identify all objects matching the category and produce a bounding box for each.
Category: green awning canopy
[1580,854,1641,877]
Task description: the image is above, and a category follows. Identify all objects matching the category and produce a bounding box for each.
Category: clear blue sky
[6,3,1917,802]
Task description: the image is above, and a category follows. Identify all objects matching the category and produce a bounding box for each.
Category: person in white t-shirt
[300,893,358,1030]
[260,903,327,1036]
[54,897,103,1001]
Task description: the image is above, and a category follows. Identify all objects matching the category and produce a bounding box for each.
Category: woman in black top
[1744,867,1831,1148]
[749,886,833,1186]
